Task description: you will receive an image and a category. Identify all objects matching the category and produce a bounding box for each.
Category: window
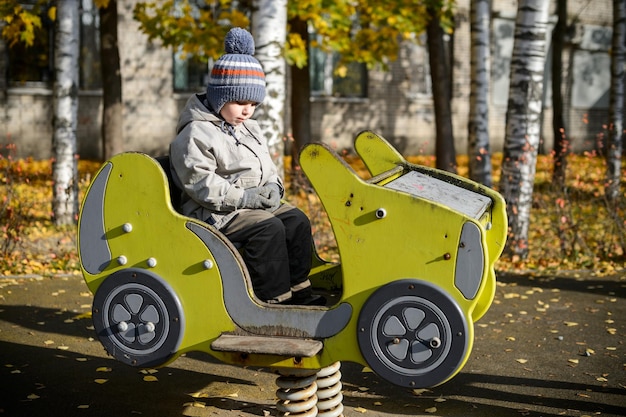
[173,49,208,92]
[171,0,216,92]
[309,47,367,98]
[6,1,54,85]
[79,0,101,90]
[5,0,101,89]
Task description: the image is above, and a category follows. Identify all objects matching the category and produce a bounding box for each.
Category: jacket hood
[176,93,220,134]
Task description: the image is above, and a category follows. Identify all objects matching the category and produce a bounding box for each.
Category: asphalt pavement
[1,271,625,417]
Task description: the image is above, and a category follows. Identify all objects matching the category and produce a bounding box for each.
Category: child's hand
[238,187,272,209]
[263,183,282,212]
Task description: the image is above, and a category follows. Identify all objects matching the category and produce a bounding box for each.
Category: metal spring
[276,370,318,417]
[316,362,344,417]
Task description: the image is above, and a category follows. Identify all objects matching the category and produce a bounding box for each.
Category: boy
[169,28,324,306]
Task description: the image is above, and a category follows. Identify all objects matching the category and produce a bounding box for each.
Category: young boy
[169,28,324,306]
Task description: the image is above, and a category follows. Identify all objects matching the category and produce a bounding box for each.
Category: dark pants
[220,203,313,303]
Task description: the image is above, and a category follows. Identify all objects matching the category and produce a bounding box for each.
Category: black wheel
[357,279,470,388]
[92,268,185,368]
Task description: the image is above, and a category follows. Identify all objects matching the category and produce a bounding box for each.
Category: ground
[0,270,624,417]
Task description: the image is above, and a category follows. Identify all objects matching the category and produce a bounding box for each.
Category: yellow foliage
[285,33,309,68]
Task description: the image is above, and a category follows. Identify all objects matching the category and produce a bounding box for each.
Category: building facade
[0,0,615,160]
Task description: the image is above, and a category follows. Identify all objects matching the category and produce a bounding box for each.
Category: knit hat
[206,28,266,114]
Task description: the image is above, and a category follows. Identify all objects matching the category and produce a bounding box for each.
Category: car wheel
[357,279,469,388]
[92,268,185,368]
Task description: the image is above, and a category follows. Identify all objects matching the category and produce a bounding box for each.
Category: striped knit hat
[206,28,266,114]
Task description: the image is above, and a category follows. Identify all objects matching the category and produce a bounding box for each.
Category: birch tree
[499,0,551,258]
[606,0,626,202]
[52,0,80,225]
[467,0,492,186]
[251,0,288,173]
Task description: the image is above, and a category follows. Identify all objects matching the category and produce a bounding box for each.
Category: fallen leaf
[44,340,54,345]
[57,345,69,350]
[425,406,437,413]
[358,386,370,392]
[516,359,528,364]
[27,394,40,400]
[564,321,579,327]
[568,359,579,364]
[373,401,382,406]
[354,406,367,413]
[96,367,112,372]
[183,401,206,408]
[143,375,158,382]
[412,388,431,396]
[77,405,89,409]
[94,379,108,384]
[189,391,209,399]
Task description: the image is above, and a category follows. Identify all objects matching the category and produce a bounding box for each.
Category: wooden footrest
[211,334,323,357]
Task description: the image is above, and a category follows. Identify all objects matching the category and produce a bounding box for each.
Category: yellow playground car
[78,130,507,388]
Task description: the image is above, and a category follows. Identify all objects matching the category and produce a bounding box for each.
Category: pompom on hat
[206,28,266,113]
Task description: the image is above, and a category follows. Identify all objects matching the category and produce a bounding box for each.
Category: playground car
[78,130,507,388]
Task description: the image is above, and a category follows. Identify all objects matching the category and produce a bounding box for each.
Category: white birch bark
[606,0,625,201]
[467,0,492,187]
[52,0,80,225]
[251,0,287,176]
[499,0,551,258]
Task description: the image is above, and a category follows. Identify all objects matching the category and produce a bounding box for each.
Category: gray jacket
[169,93,283,229]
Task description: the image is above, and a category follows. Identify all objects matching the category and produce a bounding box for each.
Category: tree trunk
[426,6,457,173]
[99,0,123,161]
[251,0,288,176]
[288,16,311,169]
[52,0,80,226]
[606,0,625,202]
[552,0,568,188]
[499,0,551,259]
[467,0,492,187]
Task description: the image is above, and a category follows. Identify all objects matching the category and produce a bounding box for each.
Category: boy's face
[220,101,258,126]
